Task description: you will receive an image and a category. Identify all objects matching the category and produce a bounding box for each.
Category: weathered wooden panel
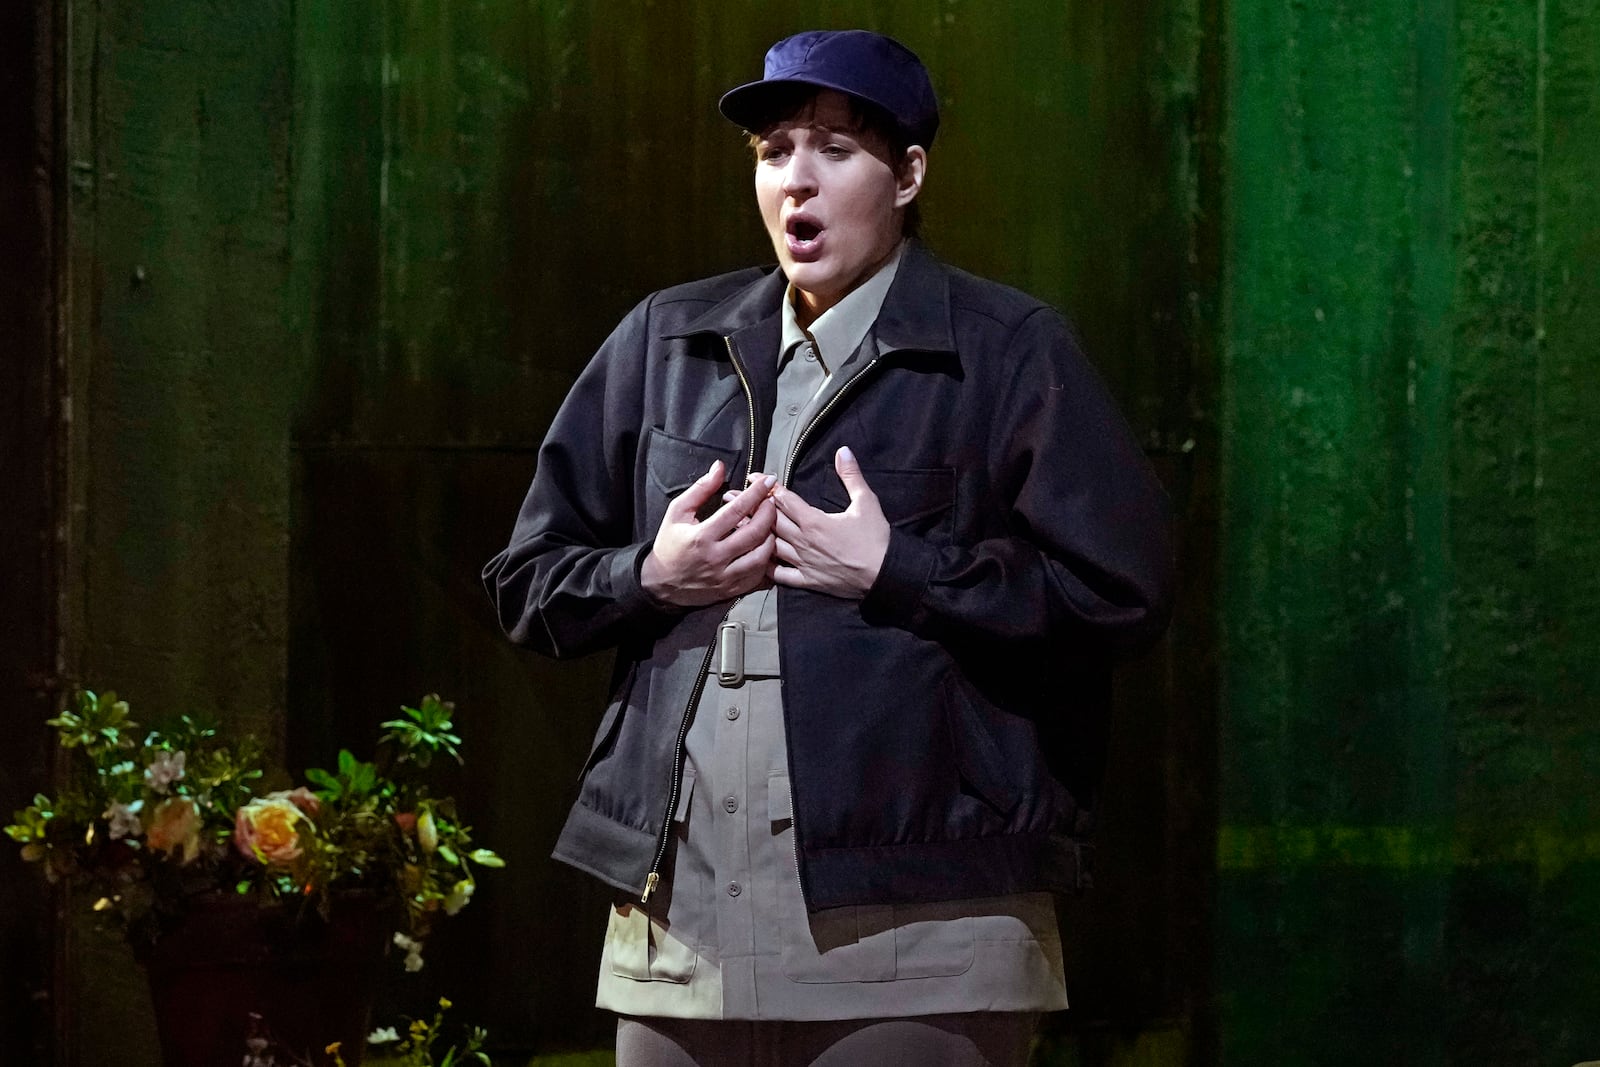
[44,0,1207,1061]
[57,0,297,1063]
[288,0,1210,1059]
[292,0,1198,451]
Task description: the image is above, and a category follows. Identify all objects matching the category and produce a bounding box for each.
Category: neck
[793,238,902,330]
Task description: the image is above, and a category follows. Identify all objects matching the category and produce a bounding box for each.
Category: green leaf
[380,694,465,769]
[5,797,57,843]
[49,689,138,752]
[305,768,338,789]
[436,845,459,866]
[468,849,504,868]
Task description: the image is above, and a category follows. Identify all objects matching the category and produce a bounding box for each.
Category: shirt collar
[663,238,955,361]
[780,241,906,369]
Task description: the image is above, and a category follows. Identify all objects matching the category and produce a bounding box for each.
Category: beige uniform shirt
[597,245,1069,1019]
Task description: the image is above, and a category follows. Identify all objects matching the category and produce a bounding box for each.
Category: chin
[784,262,841,294]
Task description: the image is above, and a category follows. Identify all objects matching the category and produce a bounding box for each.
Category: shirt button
[804,346,818,362]
[727,881,742,897]
[726,706,740,721]
[787,402,800,416]
[723,796,739,814]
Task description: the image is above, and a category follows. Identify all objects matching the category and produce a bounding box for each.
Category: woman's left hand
[770,447,890,599]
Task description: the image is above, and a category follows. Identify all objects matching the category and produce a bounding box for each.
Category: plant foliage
[7,689,503,971]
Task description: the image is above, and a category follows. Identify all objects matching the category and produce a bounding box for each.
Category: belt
[710,621,781,686]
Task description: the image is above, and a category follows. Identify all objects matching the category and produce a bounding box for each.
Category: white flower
[393,931,425,972]
[104,800,144,840]
[144,750,186,793]
[366,1026,400,1045]
[443,878,474,916]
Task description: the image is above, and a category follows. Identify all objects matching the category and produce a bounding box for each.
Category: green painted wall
[1219,0,1600,1062]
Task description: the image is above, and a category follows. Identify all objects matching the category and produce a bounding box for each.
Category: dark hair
[742,85,923,239]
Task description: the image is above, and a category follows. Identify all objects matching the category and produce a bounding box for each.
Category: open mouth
[785,214,824,258]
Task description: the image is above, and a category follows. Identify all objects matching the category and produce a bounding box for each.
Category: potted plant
[5,689,504,1066]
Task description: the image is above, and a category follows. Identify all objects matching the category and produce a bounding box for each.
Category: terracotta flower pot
[138,893,393,1067]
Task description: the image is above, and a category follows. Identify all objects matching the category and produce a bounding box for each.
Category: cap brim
[718,76,888,134]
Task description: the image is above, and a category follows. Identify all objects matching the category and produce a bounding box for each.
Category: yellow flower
[233,796,310,867]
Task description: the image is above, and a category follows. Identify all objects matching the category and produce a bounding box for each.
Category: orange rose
[233,796,310,866]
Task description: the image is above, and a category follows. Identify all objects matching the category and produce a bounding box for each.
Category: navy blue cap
[719,30,939,147]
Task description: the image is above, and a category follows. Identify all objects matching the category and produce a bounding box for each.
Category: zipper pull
[641,871,660,903]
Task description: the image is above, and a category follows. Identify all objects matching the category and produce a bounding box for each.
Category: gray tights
[616,1012,1039,1067]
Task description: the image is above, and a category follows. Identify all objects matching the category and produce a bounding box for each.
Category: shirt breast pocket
[818,467,956,544]
[639,427,742,534]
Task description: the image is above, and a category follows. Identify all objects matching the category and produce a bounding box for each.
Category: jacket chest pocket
[639,427,742,536]
[816,467,956,544]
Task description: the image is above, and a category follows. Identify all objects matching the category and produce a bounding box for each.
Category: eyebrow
[760,121,862,140]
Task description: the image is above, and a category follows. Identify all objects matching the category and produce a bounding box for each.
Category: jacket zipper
[780,356,882,487]
[641,635,718,904]
[641,335,758,904]
[778,353,885,903]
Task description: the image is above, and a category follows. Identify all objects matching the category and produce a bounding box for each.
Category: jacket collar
[665,239,957,358]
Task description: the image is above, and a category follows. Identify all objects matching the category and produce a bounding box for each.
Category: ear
[893,145,927,209]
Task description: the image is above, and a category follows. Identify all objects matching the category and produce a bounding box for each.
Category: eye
[822,143,851,160]
[759,143,790,163]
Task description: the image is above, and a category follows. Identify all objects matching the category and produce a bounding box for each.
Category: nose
[780,150,817,200]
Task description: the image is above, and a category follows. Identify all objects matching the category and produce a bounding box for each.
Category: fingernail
[839,446,855,462]
[763,475,777,489]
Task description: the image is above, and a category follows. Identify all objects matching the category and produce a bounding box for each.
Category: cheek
[842,173,898,228]
[754,175,784,227]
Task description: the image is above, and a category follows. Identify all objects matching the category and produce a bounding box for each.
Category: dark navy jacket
[483,241,1175,910]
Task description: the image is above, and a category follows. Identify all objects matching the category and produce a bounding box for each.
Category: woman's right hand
[640,461,778,606]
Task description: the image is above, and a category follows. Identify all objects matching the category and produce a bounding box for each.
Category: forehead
[757,89,867,137]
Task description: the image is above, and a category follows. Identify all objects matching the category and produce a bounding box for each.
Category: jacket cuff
[612,542,682,619]
[862,528,936,628]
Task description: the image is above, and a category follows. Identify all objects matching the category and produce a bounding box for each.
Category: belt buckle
[717,621,744,687]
